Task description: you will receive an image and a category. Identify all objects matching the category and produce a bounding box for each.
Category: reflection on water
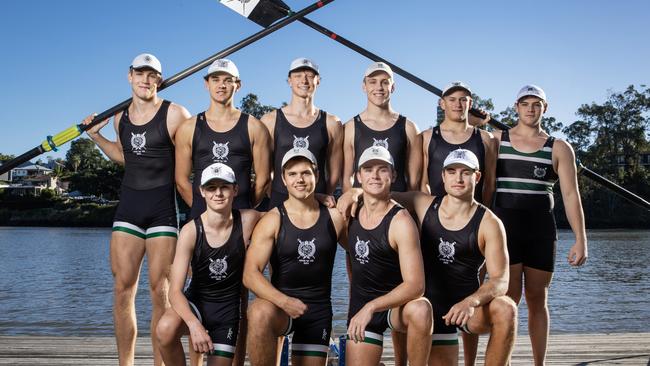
[0,228,648,336]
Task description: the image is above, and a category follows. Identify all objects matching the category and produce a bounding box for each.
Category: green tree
[239,93,277,119]
[65,138,106,172]
[0,153,15,163]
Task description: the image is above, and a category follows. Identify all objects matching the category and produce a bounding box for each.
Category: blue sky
[1,0,648,161]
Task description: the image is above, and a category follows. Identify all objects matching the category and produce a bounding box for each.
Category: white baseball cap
[131,53,162,74]
[364,62,394,79]
[288,58,319,75]
[281,147,318,169]
[357,146,394,169]
[205,59,240,79]
[516,84,547,102]
[200,163,237,186]
[443,149,480,171]
[441,81,472,97]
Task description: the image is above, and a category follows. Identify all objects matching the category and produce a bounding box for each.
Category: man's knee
[524,287,549,309]
[403,298,433,332]
[489,296,517,327]
[156,315,178,346]
[247,300,281,334]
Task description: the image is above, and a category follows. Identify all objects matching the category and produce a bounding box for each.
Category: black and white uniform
[190,112,253,218]
[494,130,558,272]
[420,196,486,345]
[270,109,329,208]
[184,211,246,358]
[352,115,409,192]
[270,203,338,358]
[113,100,178,239]
[347,205,404,346]
[427,126,486,203]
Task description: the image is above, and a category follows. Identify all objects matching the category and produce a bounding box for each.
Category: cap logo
[144,55,151,63]
[217,60,229,68]
[302,59,311,65]
[213,166,222,175]
[452,82,461,86]
[527,87,536,92]
[452,150,466,159]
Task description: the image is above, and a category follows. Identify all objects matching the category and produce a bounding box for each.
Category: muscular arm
[170,222,216,354]
[405,120,423,191]
[555,139,588,266]
[242,210,306,318]
[390,191,434,225]
[84,112,125,164]
[342,119,356,192]
[481,130,498,207]
[444,212,509,326]
[420,129,432,193]
[259,110,277,196]
[166,103,192,142]
[249,116,272,207]
[174,118,196,206]
[325,114,344,195]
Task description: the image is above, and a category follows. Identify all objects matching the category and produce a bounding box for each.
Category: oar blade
[219,0,289,27]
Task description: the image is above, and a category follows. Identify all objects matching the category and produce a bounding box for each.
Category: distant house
[2,161,65,196]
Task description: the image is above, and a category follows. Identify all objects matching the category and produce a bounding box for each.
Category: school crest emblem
[533,165,547,179]
[209,256,228,281]
[297,238,316,264]
[212,141,230,162]
[130,132,147,155]
[293,135,310,149]
[438,237,456,264]
[355,236,370,264]
[372,137,389,149]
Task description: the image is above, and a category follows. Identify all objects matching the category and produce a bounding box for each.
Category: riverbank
[1,333,647,365]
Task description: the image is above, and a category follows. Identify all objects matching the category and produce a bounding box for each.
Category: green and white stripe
[496,177,554,194]
[208,343,235,358]
[499,142,552,164]
[432,333,458,346]
[145,226,178,238]
[362,331,383,346]
[292,343,329,358]
[112,221,146,239]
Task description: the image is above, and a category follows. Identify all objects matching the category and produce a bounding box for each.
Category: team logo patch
[212,141,230,162]
[438,237,456,264]
[209,256,228,281]
[533,165,547,179]
[293,135,310,149]
[130,132,147,155]
[354,236,370,264]
[372,137,389,149]
[217,59,230,68]
[297,238,316,264]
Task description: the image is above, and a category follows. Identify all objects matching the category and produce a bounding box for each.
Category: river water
[0,227,648,336]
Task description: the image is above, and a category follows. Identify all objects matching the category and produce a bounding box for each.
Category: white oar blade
[219,0,289,27]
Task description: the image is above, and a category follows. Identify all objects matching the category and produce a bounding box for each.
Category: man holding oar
[157,163,263,366]
[82,53,191,366]
[243,147,346,365]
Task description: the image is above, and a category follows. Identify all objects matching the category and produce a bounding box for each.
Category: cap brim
[288,66,319,75]
[442,86,471,97]
[201,177,236,186]
[359,158,393,169]
[443,162,478,170]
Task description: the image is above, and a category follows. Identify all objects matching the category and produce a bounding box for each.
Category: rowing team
[82,53,587,366]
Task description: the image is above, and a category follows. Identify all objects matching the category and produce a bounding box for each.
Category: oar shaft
[294,14,650,211]
[0,0,334,175]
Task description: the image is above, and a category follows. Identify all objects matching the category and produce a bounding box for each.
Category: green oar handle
[0,0,334,176]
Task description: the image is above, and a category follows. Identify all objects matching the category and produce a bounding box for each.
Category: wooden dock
[0,333,648,365]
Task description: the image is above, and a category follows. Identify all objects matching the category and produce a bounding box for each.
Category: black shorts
[283,302,332,358]
[429,296,461,346]
[347,301,395,347]
[188,298,241,358]
[495,207,557,272]
[113,184,178,239]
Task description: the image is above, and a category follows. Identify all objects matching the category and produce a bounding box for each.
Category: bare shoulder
[491,128,503,141]
[404,118,420,134]
[327,206,346,227]
[247,114,267,133]
[479,208,505,236]
[259,109,277,126]
[479,128,495,141]
[392,207,417,227]
[179,219,198,240]
[325,112,342,126]
[168,102,192,123]
[176,115,197,139]
[553,137,575,157]
[254,207,281,234]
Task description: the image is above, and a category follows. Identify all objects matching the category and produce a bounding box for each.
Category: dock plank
[0,333,648,365]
